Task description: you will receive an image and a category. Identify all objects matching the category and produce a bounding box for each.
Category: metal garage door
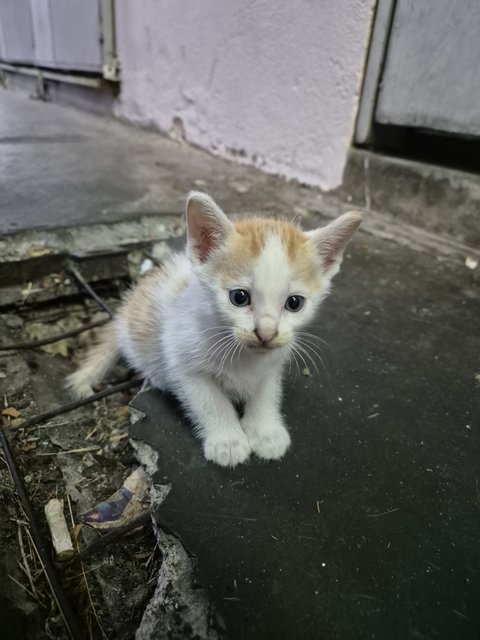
[0,0,117,78]
[357,0,480,142]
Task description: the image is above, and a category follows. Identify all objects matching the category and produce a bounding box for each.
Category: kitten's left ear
[307,211,363,278]
[186,191,234,263]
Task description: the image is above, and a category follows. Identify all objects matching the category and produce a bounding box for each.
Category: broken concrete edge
[0,216,187,308]
[2,194,478,276]
[129,398,224,640]
[339,148,480,247]
[303,196,480,265]
[0,214,186,264]
[350,203,480,262]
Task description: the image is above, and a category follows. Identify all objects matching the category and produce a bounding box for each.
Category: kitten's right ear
[186,191,233,263]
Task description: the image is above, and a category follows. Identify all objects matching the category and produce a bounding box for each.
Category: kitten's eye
[229,289,251,307]
[285,295,305,312]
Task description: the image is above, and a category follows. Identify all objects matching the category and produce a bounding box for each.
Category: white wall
[115,1,373,191]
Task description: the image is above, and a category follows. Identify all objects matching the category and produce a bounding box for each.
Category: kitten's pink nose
[254,320,278,345]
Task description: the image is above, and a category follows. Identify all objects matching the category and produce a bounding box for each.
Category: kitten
[67,192,362,467]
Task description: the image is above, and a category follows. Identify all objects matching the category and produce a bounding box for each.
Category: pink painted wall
[115,1,373,190]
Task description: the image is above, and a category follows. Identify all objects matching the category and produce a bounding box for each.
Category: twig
[367,507,401,518]
[0,423,84,640]
[0,319,109,351]
[17,522,37,596]
[10,378,141,431]
[37,446,101,457]
[64,510,151,567]
[66,494,107,640]
[67,263,114,317]
[8,573,37,600]
[34,421,69,430]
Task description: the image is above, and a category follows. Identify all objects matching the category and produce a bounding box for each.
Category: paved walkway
[0,90,321,235]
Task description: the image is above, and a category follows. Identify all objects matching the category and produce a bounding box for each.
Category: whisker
[286,347,292,376]
[296,331,329,347]
[282,345,294,378]
[290,344,308,374]
[294,341,320,375]
[206,335,235,364]
[205,334,233,354]
[295,336,327,363]
[291,348,301,378]
[219,339,237,371]
[196,330,232,348]
[295,338,327,373]
[229,340,243,368]
[198,325,232,334]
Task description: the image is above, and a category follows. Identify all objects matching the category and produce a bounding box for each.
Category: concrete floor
[132,237,480,639]
[1,89,480,640]
[0,90,325,235]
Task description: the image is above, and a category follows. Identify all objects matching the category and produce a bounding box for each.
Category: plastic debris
[44,499,75,561]
[78,467,150,530]
[139,258,154,275]
[465,256,479,270]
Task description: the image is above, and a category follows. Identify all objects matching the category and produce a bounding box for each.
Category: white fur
[68,193,361,467]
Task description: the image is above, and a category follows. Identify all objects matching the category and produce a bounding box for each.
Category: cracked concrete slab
[130,231,480,640]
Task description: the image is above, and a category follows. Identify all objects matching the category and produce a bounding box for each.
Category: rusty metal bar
[11,378,141,431]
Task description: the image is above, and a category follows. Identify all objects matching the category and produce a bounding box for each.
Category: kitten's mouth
[245,341,278,353]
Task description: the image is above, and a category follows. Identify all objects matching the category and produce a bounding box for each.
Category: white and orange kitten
[67,192,362,467]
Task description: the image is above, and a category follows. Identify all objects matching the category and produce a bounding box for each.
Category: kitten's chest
[214,353,281,401]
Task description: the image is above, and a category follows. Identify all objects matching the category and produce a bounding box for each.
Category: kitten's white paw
[244,422,291,460]
[203,432,251,467]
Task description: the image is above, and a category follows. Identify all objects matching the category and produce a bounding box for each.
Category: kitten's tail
[66,324,119,399]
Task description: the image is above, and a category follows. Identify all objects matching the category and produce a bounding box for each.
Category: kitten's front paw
[203,432,251,468]
[243,422,291,461]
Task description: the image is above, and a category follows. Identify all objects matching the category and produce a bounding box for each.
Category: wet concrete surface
[131,233,480,640]
[3,89,480,252]
[0,90,317,236]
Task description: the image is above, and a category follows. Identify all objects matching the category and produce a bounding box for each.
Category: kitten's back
[116,253,192,374]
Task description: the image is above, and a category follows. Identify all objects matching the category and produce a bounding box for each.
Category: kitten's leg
[241,371,291,460]
[175,374,251,467]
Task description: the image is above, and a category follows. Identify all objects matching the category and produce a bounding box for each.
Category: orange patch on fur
[211,218,321,290]
[123,269,161,344]
[233,218,306,260]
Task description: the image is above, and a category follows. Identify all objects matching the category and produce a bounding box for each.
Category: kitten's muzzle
[253,326,278,346]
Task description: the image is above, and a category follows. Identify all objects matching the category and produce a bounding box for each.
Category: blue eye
[229,289,250,307]
[285,295,305,312]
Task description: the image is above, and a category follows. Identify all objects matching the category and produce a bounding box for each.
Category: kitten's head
[186,191,362,353]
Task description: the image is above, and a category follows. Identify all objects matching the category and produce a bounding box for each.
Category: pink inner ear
[321,239,343,269]
[197,225,216,262]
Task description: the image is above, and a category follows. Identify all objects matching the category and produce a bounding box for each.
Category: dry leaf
[29,246,51,258]
[70,523,84,547]
[116,406,130,418]
[132,551,153,560]
[109,432,129,443]
[20,440,37,452]
[2,407,21,418]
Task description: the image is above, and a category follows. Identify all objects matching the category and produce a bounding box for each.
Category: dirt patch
[0,276,159,639]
